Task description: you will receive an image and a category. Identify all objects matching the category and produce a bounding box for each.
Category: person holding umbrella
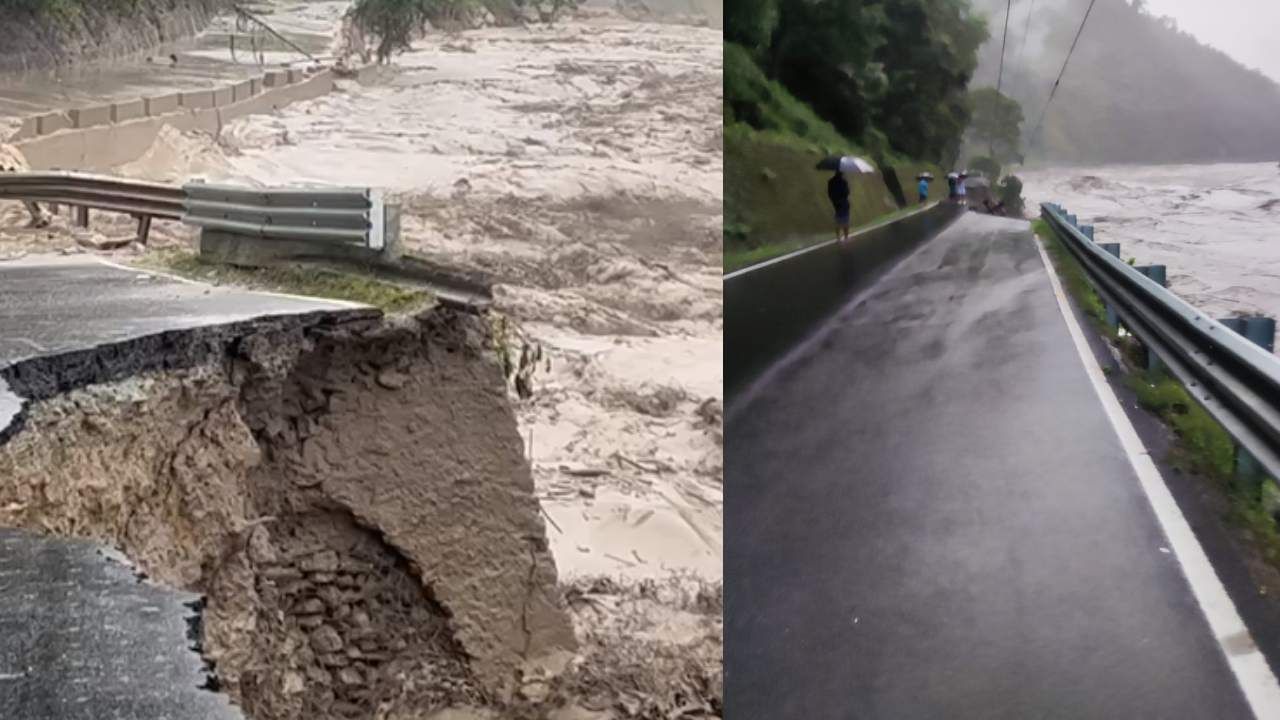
[917,172,933,204]
[816,155,874,241]
[946,172,959,202]
[828,170,851,240]
[956,171,969,207]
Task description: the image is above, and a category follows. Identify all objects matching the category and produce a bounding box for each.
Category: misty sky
[1142,0,1280,83]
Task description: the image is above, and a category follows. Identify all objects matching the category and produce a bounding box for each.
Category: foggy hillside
[968,0,1280,164]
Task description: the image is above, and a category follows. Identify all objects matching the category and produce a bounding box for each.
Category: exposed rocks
[0,306,577,718]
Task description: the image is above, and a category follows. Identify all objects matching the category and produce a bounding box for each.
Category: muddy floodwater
[99,5,725,583]
[0,1,343,132]
[1021,162,1280,323]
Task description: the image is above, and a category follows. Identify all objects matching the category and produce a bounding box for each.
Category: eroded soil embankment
[0,306,576,718]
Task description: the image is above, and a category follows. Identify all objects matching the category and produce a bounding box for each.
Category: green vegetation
[136,250,434,314]
[967,86,1023,164]
[727,0,987,165]
[967,155,1000,181]
[724,120,940,270]
[968,0,1280,164]
[1126,369,1280,564]
[1032,218,1108,333]
[996,174,1024,216]
[1035,218,1280,567]
[725,0,991,269]
[724,42,860,154]
[348,0,575,61]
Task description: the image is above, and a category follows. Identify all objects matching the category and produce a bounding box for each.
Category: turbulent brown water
[1020,162,1280,323]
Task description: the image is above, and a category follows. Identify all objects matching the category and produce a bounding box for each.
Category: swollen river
[1020,162,1280,323]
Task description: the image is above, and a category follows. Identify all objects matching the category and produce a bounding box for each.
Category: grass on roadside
[1031,218,1111,336]
[1033,217,1280,567]
[135,249,434,314]
[724,204,928,273]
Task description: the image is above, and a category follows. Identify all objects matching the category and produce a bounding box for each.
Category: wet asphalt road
[0,255,364,434]
[725,214,1255,718]
[0,530,243,720]
[0,255,362,717]
[0,255,359,368]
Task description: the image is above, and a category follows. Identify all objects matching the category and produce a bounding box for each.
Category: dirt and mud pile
[0,308,576,718]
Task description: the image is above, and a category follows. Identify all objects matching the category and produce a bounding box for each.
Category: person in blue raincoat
[917,176,930,204]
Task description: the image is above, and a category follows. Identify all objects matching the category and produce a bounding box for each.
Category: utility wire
[1031,0,1098,140]
[996,0,1014,93]
[1015,0,1036,80]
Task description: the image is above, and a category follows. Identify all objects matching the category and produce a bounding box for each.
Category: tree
[967,86,1023,163]
[996,174,1024,215]
[726,0,777,51]
[967,155,1000,180]
[871,0,988,163]
[347,0,436,63]
[767,0,887,141]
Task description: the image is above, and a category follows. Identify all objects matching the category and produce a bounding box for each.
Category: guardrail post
[1135,265,1167,287]
[1099,243,1121,330]
[1136,265,1169,370]
[1080,224,1094,240]
[1067,214,1078,227]
[1245,316,1276,353]
[135,215,152,245]
[74,206,89,228]
[1221,316,1274,493]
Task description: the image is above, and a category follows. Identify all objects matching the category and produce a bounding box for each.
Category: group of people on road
[826,165,1012,240]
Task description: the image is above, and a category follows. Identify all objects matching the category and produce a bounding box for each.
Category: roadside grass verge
[1031,218,1111,336]
[1034,217,1280,566]
[724,204,926,273]
[134,249,434,314]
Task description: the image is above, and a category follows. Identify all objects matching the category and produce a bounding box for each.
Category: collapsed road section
[0,255,576,718]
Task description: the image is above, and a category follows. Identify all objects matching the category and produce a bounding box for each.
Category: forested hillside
[968,0,1280,164]
[728,0,987,165]
[725,0,987,267]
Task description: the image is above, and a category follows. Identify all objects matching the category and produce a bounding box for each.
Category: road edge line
[1032,232,1280,718]
[723,201,940,280]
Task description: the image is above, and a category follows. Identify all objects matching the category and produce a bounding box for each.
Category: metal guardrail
[1041,202,1280,481]
[183,182,386,250]
[0,173,389,251]
[0,171,184,242]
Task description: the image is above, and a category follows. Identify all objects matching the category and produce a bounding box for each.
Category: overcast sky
[1141,0,1280,83]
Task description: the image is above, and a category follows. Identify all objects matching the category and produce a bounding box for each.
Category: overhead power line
[1015,0,1037,79]
[1031,0,1098,140]
[996,0,1014,93]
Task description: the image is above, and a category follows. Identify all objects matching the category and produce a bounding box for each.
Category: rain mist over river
[1020,162,1280,323]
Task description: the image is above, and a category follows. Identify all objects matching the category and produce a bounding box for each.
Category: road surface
[0,254,366,718]
[0,530,244,719]
[726,213,1261,718]
[0,254,363,368]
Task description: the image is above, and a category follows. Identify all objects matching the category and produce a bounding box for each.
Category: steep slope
[969,0,1280,164]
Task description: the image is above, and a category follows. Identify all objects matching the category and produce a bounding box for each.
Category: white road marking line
[728,211,964,418]
[1032,232,1280,719]
[723,201,941,280]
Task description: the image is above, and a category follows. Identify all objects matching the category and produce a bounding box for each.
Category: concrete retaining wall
[11,69,338,171]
